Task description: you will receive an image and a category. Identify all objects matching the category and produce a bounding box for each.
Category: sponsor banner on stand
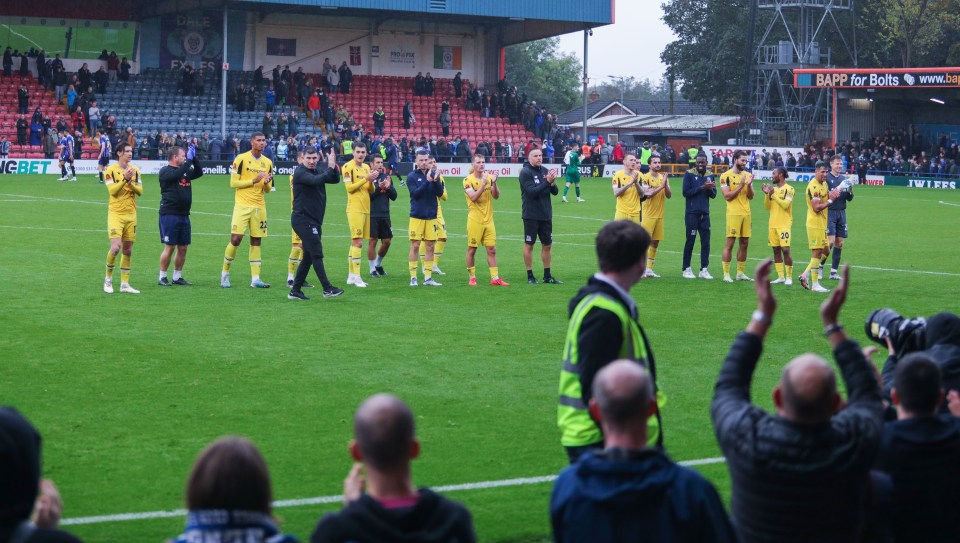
[795,68,960,89]
[884,176,958,189]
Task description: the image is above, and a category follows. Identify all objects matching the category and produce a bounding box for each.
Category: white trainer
[220,275,231,288]
[346,274,357,285]
[643,269,660,278]
[103,279,114,294]
[829,271,842,280]
[699,268,714,280]
[409,277,418,287]
[352,277,368,288]
[562,196,568,203]
[423,277,443,287]
[771,277,785,284]
[722,275,734,283]
[431,265,446,276]
[57,176,69,182]
[119,283,140,294]
[577,197,585,202]
[811,284,831,293]
[785,277,794,286]
[682,268,695,279]
[736,273,754,282]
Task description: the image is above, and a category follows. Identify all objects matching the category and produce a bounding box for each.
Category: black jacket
[712,332,884,543]
[369,171,397,219]
[310,488,475,543]
[518,161,558,221]
[875,415,960,541]
[291,164,340,225]
[882,312,960,413]
[158,156,203,216]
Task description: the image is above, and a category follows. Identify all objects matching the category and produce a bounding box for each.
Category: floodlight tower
[739,0,856,146]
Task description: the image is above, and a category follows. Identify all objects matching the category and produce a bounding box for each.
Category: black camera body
[865,308,927,356]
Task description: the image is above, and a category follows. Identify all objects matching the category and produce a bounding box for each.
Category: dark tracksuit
[291,164,340,290]
[681,168,717,270]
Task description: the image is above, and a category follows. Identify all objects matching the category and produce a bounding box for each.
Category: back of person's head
[353,394,416,472]
[893,352,943,415]
[591,360,654,434]
[186,436,272,514]
[776,355,839,424]
[596,220,651,273]
[0,407,41,527]
[925,311,960,348]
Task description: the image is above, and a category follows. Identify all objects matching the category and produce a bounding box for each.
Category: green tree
[505,38,582,113]
[878,0,960,66]
[592,76,672,102]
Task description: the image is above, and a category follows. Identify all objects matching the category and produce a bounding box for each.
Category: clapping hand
[820,264,850,326]
[754,259,776,317]
[343,463,365,505]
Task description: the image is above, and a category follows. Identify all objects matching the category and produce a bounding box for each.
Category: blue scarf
[172,510,299,543]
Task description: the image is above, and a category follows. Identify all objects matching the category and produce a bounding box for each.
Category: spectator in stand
[339,62,352,94]
[94,66,108,94]
[18,52,28,77]
[874,353,960,541]
[16,115,28,145]
[119,57,131,82]
[372,106,386,136]
[76,62,91,92]
[424,72,435,97]
[551,360,737,543]
[438,106,451,138]
[262,112,275,139]
[2,46,12,77]
[43,128,58,158]
[106,51,118,82]
[611,141,624,164]
[402,101,414,130]
[288,111,299,138]
[0,407,84,543]
[87,102,101,137]
[712,262,884,543]
[169,437,297,543]
[326,66,339,94]
[310,394,476,542]
[414,72,425,96]
[308,92,321,127]
[0,136,9,158]
[71,109,85,138]
[453,71,462,98]
[17,83,29,114]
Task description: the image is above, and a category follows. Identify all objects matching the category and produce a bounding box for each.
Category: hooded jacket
[310,489,475,543]
[550,449,737,543]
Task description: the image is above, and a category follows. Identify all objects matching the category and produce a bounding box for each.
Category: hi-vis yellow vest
[558,293,665,447]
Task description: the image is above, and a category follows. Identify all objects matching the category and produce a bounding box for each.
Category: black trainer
[287,289,309,300]
[323,286,345,298]
[543,276,563,284]
[172,278,192,286]
[158,277,172,286]
[303,280,314,288]
[527,277,539,285]
[370,269,382,278]
[375,266,387,276]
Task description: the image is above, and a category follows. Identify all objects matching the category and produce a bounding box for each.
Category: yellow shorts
[641,216,664,241]
[768,227,791,247]
[726,214,751,238]
[436,215,448,239]
[467,220,496,247]
[108,213,137,241]
[347,211,370,239]
[614,210,640,224]
[807,226,828,249]
[231,206,268,237]
[409,217,439,241]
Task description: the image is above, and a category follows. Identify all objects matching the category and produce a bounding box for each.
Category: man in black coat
[712,263,884,543]
[18,84,29,114]
[288,147,344,300]
[157,143,203,286]
[518,148,560,284]
[16,115,29,145]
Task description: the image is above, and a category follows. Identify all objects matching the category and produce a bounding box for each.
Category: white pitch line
[60,456,726,526]
[940,200,960,207]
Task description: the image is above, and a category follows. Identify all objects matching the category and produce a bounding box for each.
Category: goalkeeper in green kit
[562,147,584,203]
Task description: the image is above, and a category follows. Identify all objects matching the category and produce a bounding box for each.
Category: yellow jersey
[806,178,829,228]
[612,170,641,216]
[437,174,448,220]
[463,173,495,224]
[641,172,667,219]
[719,169,752,215]
[343,160,374,213]
[231,151,274,208]
[764,184,794,229]
[289,173,295,209]
[104,162,142,215]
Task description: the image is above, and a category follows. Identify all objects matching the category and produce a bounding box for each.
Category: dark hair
[186,437,272,513]
[815,160,828,170]
[251,132,265,140]
[169,145,185,159]
[353,142,367,151]
[894,353,942,414]
[116,143,132,157]
[733,150,747,161]
[302,147,316,156]
[830,154,843,163]
[596,221,651,273]
[354,395,415,471]
[773,166,789,178]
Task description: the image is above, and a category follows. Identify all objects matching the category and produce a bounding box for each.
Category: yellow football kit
[612,170,641,223]
[720,169,753,238]
[230,151,273,236]
[765,184,794,247]
[463,173,496,247]
[806,179,830,249]
[343,160,374,238]
[640,172,667,240]
[104,162,142,241]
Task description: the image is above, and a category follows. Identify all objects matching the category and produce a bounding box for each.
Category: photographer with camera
[872,310,960,414]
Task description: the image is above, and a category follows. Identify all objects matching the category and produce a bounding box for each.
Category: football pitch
[2,173,959,542]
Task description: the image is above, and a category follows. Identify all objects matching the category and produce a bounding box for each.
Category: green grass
[1,174,958,542]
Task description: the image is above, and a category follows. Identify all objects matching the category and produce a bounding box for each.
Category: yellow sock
[468,266,476,278]
[349,246,362,275]
[223,243,238,272]
[434,240,445,267]
[785,265,793,278]
[418,243,426,266]
[820,254,828,267]
[737,261,746,275]
[249,245,262,278]
[810,257,820,282]
[722,261,731,276]
[119,254,131,284]
[490,266,499,280]
[424,260,434,280]
[409,260,417,278]
[105,251,117,278]
[647,246,658,270]
[288,247,302,274]
[775,262,784,279]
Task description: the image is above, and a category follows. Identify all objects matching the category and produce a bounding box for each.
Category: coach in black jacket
[712,262,883,543]
[289,147,342,300]
[157,144,203,286]
[519,148,560,284]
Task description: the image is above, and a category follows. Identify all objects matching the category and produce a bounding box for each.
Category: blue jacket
[406,168,444,219]
[682,168,717,214]
[551,449,737,543]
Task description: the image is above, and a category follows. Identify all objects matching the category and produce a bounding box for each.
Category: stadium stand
[0,74,74,158]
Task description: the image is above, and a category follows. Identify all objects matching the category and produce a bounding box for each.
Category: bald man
[310,394,476,543]
[711,261,883,543]
[551,361,737,543]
